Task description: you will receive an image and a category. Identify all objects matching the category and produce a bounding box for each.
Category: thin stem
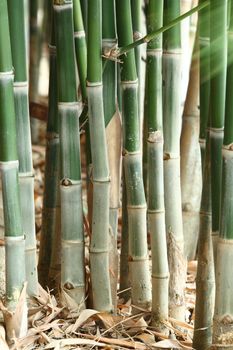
[109,0,209,58]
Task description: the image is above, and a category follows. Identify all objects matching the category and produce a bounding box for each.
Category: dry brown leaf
[66,308,99,333]
[135,332,155,344]
[28,319,62,336]
[59,288,80,312]
[42,306,62,326]
[50,327,64,339]
[11,335,40,350]
[0,325,9,350]
[96,313,122,329]
[44,337,106,349]
[169,317,194,330]
[28,305,43,317]
[76,332,147,349]
[35,284,50,305]
[151,339,193,349]
[187,261,197,275]
[123,316,147,329]
[0,282,28,340]
[124,317,148,335]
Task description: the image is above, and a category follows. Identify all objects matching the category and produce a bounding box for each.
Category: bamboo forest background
[0,0,233,349]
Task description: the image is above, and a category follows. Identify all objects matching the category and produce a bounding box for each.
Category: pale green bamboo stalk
[116,0,151,309]
[193,132,215,350]
[145,0,169,331]
[119,171,130,301]
[212,1,233,346]
[209,0,227,258]
[102,0,121,312]
[73,0,92,236]
[0,0,27,339]
[163,0,186,320]
[181,33,202,260]
[38,14,61,289]
[87,0,112,312]
[54,0,85,307]
[7,0,38,296]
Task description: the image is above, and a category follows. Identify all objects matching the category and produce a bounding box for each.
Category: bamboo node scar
[102,45,122,63]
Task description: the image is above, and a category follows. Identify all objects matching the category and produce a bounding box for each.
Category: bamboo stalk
[212,1,233,346]
[131,0,142,79]
[193,132,215,350]
[73,0,92,243]
[146,0,169,330]
[116,0,151,310]
[29,0,43,144]
[7,0,38,296]
[0,0,27,338]
[181,34,202,261]
[38,12,61,289]
[180,0,194,103]
[54,0,85,307]
[199,0,210,171]
[131,0,143,142]
[102,0,121,312]
[73,0,87,102]
[87,0,112,312]
[80,0,87,32]
[163,0,186,321]
[119,172,130,301]
[209,0,227,258]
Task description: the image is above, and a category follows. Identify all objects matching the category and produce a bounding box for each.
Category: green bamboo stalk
[146,0,169,330]
[80,0,88,32]
[193,132,215,350]
[38,13,61,289]
[212,1,233,346]
[181,33,202,261]
[0,0,27,338]
[54,0,85,307]
[163,0,186,321]
[116,0,151,309]
[73,0,92,236]
[131,0,142,131]
[24,0,29,69]
[73,0,87,102]
[7,0,38,297]
[29,0,43,144]
[87,0,112,312]
[102,0,121,311]
[199,0,210,171]
[131,0,142,78]
[209,0,227,257]
[180,0,195,103]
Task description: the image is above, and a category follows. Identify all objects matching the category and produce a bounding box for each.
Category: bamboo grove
[1,0,233,348]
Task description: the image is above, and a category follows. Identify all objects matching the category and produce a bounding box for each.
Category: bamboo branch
[107,0,209,58]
